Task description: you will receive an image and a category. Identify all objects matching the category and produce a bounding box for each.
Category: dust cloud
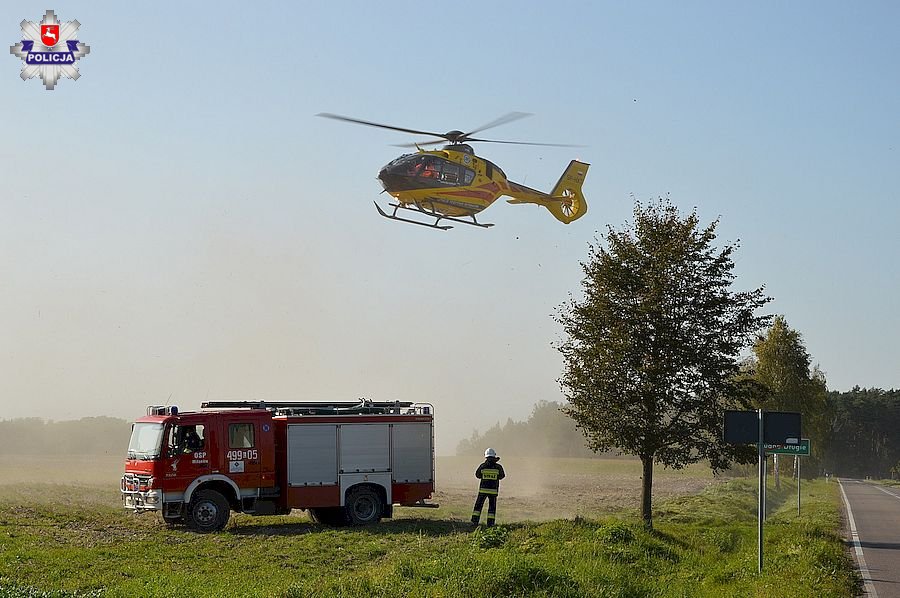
[0,225,563,456]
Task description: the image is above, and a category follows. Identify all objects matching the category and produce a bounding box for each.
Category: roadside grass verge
[0,478,858,597]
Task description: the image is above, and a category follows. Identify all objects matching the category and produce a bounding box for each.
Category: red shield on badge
[41,24,60,48]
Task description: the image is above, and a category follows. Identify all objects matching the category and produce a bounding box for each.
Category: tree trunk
[640,455,653,530]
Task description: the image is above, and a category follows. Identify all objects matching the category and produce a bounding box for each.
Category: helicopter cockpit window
[403,157,423,176]
[419,156,441,179]
[406,156,443,180]
[408,156,476,186]
[386,155,414,172]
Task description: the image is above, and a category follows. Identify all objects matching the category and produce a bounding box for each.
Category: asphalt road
[839,479,900,598]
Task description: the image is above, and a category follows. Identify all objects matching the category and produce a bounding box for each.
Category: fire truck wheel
[345,486,383,526]
[186,489,230,532]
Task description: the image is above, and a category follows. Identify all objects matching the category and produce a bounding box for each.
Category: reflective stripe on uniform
[481,469,500,481]
[478,488,498,495]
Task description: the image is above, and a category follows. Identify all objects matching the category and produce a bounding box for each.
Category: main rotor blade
[466,137,585,147]
[394,138,584,148]
[463,112,533,137]
[316,113,445,139]
[391,140,446,148]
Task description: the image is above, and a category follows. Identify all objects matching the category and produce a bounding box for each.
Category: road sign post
[758,409,764,573]
[764,439,810,516]
[724,409,802,574]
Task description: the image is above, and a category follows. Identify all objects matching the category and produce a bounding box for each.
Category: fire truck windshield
[127,422,165,460]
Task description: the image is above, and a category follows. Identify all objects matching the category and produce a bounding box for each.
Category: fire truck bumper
[122,489,162,511]
[121,475,162,512]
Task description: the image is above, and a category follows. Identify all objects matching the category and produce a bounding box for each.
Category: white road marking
[872,484,900,501]
[839,479,878,598]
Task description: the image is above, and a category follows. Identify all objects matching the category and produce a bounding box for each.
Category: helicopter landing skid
[374,202,494,230]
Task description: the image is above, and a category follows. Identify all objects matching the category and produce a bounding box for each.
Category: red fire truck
[121,400,436,532]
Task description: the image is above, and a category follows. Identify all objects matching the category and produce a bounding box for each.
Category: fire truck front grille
[121,473,161,511]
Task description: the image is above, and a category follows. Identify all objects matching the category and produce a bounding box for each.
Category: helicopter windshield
[383,154,415,171]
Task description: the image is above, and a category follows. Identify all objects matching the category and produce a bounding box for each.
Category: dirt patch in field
[427,456,718,522]
[0,455,123,486]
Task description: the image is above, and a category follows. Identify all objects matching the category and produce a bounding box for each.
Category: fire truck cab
[122,400,436,532]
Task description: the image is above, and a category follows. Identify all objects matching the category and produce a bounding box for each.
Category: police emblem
[9,10,90,90]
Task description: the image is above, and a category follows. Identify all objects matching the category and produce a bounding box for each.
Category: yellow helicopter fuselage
[377,145,588,225]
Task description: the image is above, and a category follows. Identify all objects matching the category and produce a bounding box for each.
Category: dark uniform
[471,456,505,526]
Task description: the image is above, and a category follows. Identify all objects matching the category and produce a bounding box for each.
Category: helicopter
[317,112,590,230]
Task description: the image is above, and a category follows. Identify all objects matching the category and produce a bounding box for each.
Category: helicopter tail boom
[506,160,589,224]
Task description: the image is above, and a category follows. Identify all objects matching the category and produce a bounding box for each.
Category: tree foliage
[555,198,771,527]
[748,316,831,475]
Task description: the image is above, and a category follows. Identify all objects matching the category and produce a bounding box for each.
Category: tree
[749,316,831,483]
[555,198,771,528]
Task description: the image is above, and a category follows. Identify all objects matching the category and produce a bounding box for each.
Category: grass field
[0,456,859,597]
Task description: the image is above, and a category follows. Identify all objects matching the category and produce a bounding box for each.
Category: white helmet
[484,448,497,458]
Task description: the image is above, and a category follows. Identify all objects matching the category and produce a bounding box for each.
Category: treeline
[823,387,900,478]
[456,401,619,459]
[459,390,900,479]
[6,389,899,477]
[0,417,131,456]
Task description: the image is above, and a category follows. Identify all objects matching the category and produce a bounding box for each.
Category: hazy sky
[2,2,899,454]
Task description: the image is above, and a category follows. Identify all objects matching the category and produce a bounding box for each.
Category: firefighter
[181,426,203,453]
[471,448,505,526]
